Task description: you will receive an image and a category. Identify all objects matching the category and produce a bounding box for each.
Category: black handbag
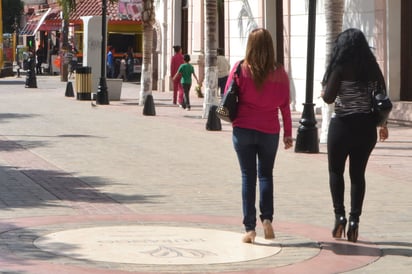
[216,60,243,122]
[371,84,392,126]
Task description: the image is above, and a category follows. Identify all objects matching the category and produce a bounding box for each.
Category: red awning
[40,7,62,31]
[38,20,61,31]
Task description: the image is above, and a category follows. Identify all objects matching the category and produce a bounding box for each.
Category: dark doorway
[401,0,412,100]
[152,28,158,89]
[218,1,224,50]
[276,0,284,65]
[181,5,188,53]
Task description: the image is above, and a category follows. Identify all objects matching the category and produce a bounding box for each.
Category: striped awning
[20,7,62,35]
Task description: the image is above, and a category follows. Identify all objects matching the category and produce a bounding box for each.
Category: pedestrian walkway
[0,75,411,273]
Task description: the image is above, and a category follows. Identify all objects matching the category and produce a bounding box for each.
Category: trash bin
[75,66,92,100]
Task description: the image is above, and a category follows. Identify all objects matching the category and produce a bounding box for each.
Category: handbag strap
[234,60,244,79]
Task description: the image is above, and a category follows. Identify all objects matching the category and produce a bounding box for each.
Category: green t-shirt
[178,63,194,84]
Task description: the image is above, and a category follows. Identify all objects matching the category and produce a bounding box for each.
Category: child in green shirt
[173,54,199,110]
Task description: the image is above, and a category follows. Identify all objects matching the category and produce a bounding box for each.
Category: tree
[57,0,76,82]
[320,0,344,143]
[1,0,23,33]
[203,0,219,118]
[139,0,156,105]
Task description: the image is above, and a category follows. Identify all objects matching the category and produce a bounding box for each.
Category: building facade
[17,0,411,122]
[153,0,409,122]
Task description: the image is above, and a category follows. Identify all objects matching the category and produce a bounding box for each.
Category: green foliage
[1,0,24,33]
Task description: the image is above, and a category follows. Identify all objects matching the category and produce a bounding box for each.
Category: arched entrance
[401,0,412,100]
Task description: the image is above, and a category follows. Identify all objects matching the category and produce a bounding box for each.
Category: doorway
[401,0,412,100]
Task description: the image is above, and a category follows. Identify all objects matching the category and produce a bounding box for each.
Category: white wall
[226,0,261,66]
[386,0,401,100]
[288,1,326,111]
[287,0,391,111]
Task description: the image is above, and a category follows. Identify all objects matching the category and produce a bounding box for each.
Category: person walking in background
[126,46,134,81]
[226,28,293,244]
[68,46,78,79]
[173,54,199,111]
[217,48,230,97]
[35,45,44,75]
[107,46,115,78]
[170,45,185,105]
[118,55,127,81]
[321,28,389,243]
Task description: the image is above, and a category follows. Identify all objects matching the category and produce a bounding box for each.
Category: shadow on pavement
[321,241,382,257]
[0,80,25,85]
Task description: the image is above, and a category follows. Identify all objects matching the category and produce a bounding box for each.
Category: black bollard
[206,105,222,131]
[143,94,156,116]
[65,81,74,97]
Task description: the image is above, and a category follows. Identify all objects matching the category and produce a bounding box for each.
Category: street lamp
[295,0,319,153]
[14,16,21,77]
[96,0,109,105]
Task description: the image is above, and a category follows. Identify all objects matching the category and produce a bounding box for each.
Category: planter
[106,79,123,101]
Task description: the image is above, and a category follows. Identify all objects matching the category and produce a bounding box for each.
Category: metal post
[14,16,21,77]
[295,0,319,153]
[96,0,109,105]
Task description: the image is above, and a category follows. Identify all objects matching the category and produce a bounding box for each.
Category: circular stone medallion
[34,225,281,265]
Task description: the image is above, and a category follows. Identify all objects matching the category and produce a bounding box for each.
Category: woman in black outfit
[322,28,389,242]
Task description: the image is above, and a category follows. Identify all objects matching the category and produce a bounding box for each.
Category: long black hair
[322,28,384,86]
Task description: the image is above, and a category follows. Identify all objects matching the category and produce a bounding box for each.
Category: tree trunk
[139,0,155,105]
[203,0,218,118]
[60,18,69,82]
[139,24,154,105]
[320,0,344,143]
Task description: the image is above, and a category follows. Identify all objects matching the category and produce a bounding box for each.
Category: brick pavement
[0,75,411,273]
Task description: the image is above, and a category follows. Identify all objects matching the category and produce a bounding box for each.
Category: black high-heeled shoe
[332,216,347,238]
[347,221,359,243]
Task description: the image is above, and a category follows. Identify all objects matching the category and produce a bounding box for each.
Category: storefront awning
[20,8,52,36]
[40,7,62,31]
[38,19,62,32]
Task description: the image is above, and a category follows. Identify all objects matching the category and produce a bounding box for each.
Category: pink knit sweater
[225,61,292,137]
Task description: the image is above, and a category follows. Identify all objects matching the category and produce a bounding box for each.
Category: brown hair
[244,28,277,89]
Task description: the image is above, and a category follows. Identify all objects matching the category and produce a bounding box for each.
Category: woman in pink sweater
[226,28,293,243]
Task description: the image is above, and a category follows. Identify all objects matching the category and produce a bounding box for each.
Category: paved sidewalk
[0,75,411,273]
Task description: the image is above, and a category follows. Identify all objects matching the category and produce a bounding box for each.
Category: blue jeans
[232,127,280,231]
[107,64,115,78]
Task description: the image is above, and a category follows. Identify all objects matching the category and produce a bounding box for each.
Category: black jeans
[182,83,192,109]
[327,114,377,222]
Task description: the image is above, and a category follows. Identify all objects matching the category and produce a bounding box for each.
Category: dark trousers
[327,114,377,222]
[107,64,115,78]
[36,62,42,74]
[182,83,192,109]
